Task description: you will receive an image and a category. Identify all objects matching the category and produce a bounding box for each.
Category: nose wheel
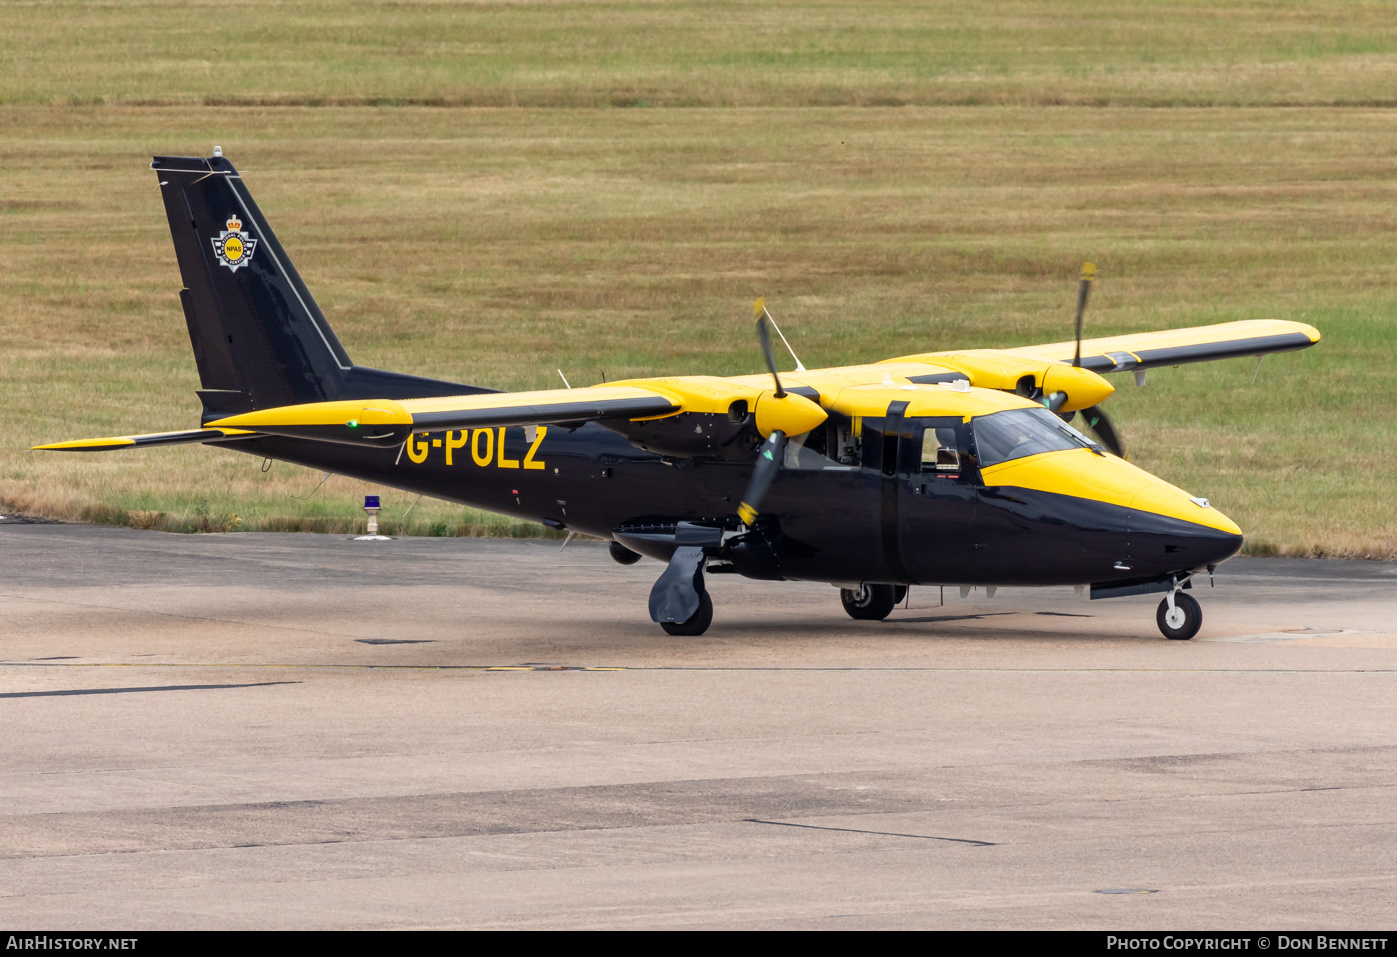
[1157,591,1202,640]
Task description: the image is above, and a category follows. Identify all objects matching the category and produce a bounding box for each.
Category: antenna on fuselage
[754,298,806,373]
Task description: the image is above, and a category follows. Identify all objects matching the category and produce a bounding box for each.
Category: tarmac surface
[1,522,1394,929]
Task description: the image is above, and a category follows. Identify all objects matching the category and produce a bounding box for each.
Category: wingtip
[31,438,137,452]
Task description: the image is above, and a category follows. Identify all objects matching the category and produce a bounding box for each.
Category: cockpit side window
[972,407,1098,468]
[919,426,960,472]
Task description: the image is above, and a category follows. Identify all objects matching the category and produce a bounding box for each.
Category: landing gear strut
[1157,590,1202,641]
[841,583,900,621]
[1091,571,1208,640]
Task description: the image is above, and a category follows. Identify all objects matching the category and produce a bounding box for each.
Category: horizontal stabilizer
[32,428,259,453]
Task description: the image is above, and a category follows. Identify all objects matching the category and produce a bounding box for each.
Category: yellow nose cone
[754,391,828,438]
[1132,482,1242,536]
[1041,365,1115,412]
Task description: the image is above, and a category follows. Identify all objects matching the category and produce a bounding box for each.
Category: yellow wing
[197,385,680,447]
[30,388,681,453]
[998,319,1320,373]
[34,377,830,455]
[34,321,1319,456]
[201,380,825,448]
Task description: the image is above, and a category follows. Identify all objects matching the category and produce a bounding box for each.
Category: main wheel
[1156,592,1202,641]
[661,590,713,636]
[841,584,899,621]
[609,540,642,565]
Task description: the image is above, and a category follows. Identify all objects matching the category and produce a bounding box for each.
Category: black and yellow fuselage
[243,376,1242,590]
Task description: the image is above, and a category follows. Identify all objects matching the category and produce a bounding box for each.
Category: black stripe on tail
[152,153,490,422]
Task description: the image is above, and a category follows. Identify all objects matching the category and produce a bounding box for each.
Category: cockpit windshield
[972,407,1100,467]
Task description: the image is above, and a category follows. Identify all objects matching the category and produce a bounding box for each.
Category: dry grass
[8,1,1397,108]
[2,3,1396,555]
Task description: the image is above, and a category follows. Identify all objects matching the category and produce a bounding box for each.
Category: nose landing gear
[1091,571,1207,640]
[1157,589,1202,641]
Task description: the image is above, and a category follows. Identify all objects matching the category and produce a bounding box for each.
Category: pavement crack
[744,818,997,846]
[0,681,300,699]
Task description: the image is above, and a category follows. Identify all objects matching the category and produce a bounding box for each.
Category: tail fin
[152,153,486,421]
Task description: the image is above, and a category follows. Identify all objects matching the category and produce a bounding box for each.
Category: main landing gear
[649,544,715,636]
[662,590,713,636]
[839,584,907,621]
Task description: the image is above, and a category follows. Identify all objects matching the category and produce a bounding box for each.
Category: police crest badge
[211,214,257,272]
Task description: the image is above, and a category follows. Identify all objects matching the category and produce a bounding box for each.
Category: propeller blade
[737,430,786,524]
[1081,404,1124,458]
[1072,262,1096,368]
[754,299,786,398]
[1044,391,1069,413]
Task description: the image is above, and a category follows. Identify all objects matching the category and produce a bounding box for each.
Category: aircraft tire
[841,584,899,621]
[661,590,713,637]
[609,541,642,565]
[1156,592,1202,640]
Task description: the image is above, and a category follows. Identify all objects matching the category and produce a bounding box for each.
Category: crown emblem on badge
[211,211,256,272]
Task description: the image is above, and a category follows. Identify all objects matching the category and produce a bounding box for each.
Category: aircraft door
[895,416,981,584]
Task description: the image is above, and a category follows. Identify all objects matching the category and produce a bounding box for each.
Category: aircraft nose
[977,450,1243,581]
[1130,481,1243,568]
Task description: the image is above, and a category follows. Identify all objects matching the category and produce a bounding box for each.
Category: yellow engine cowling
[1040,364,1115,412]
[754,391,828,438]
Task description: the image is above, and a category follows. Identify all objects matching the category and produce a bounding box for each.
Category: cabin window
[972,407,1097,468]
[785,418,859,469]
[919,427,960,472]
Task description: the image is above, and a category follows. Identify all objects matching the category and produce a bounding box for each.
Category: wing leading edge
[1000,319,1320,374]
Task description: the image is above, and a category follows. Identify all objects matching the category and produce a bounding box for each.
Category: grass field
[3,2,1396,555]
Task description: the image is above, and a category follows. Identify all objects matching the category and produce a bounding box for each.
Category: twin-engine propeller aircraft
[37,152,1321,640]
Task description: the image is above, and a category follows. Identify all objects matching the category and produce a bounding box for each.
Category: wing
[201,385,685,447]
[32,427,259,452]
[999,319,1320,373]
[34,375,829,457]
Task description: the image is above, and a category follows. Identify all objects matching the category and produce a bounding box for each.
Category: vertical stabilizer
[152,153,487,421]
[153,154,353,413]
